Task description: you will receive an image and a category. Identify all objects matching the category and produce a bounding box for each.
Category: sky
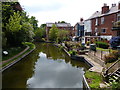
[19,0,120,26]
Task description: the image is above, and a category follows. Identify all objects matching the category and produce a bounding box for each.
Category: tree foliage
[49,24,58,41]
[34,27,46,41]
[6,12,22,32]
[2,2,38,47]
[57,30,69,43]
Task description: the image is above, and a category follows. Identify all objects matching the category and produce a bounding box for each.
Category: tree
[21,22,34,42]
[40,24,46,28]
[58,21,66,23]
[34,27,46,41]
[49,24,58,41]
[5,12,34,46]
[2,32,7,49]
[6,12,22,46]
[57,30,69,43]
[29,16,38,31]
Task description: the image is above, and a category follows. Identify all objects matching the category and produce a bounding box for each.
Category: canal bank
[1,42,36,72]
[55,43,105,89]
[2,43,90,88]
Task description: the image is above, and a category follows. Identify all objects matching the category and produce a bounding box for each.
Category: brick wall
[91,13,118,36]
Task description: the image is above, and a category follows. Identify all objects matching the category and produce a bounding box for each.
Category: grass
[96,47,118,52]
[85,71,103,88]
[2,42,35,67]
[2,47,25,61]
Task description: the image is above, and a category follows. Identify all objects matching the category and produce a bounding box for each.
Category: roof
[87,5,120,20]
[88,11,101,19]
[46,23,72,27]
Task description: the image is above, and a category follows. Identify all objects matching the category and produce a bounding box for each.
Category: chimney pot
[102,3,109,14]
[112,3,116,7]
[119,1,120,9]
[104,3,107,6]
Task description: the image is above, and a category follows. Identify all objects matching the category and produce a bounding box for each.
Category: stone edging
[54,43,91,89]
[1,46,35,72]
[83,75,91,90]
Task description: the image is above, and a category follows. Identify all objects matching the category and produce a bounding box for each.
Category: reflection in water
[2,43,90,88]
[27,52,84,88]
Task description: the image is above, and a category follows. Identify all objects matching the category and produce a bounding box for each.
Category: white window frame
[101,17,105,24]
[95,18,98,25]
[117,13,120,21]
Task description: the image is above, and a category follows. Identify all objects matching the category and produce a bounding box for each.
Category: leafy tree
[5,12,34,46]
[40,24,46,28]
[6,12,22,46]
[29,16,38,31]
[6,12,22,32]
[21,22,34,42]
[2,32,7,48]
[34,27,46,41]
[49,24,58,41]
[57,30,69,43]
[58,21,66,23]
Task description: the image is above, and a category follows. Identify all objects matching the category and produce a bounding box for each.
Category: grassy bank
[2,47,25,61]
[85,71,103,88]
[2,42,35,68]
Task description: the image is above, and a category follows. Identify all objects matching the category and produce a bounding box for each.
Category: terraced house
[84,2,120,43]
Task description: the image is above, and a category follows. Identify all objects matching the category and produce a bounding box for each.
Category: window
[117,13,120,21]
[95,18,98,25]
[101,17,105,24]
[95,28,98,32]
[101,28,106,33]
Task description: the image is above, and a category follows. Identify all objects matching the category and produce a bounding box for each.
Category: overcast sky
[19,0,120,26]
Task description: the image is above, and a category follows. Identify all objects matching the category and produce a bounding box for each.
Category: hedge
[96,41,109,49]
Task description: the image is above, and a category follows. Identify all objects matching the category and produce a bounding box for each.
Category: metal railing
[104,59,120,77]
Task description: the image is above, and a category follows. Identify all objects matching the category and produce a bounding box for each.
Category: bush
[68,50,76,55]
[22,42,35,49]
[104,51,119,63]
[86,41,90,46]
[110,36,120,49]
[96,41,109,49]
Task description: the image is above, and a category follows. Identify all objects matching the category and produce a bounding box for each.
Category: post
[101,51,102,59]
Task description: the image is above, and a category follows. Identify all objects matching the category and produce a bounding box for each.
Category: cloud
[19,0,120,26]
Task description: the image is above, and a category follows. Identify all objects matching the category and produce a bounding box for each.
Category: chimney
[112,3,116,7]
[80,18,83,22]
[102,3,109,14]
[118,1,120,9]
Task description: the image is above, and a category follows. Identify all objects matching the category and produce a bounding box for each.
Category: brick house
[46,23,74,41]
[85,2,120,43]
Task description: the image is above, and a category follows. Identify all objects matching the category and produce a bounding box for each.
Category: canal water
[2,43,90,88]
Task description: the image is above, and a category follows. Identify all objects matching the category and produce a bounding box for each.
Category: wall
[91,13,117,37]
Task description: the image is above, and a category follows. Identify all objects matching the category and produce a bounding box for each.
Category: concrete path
[81,55,104,73]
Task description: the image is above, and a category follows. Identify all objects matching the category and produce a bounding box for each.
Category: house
[74,18,84,42]
[46,22,74,41]
[85,2,120,43]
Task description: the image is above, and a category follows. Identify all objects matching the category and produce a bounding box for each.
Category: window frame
[101,17,105,24]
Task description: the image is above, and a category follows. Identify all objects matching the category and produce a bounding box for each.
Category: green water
[2,43,90,88]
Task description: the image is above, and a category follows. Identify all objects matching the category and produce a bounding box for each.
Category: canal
[2,43,90,88]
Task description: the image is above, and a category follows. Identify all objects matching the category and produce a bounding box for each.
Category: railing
[112,21,120,30]
[104,59,120,77]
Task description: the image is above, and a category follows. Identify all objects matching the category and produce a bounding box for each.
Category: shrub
[104,51,119,63]
[110,36,120,49]
[22,42,35,49]
[86,41,90,46]
[96,41,109,49]
[68,50,76,55]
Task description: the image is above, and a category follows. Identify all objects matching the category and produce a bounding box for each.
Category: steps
[108,68,120,84]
